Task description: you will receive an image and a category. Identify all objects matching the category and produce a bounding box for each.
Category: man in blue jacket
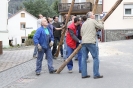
[33,18,57,75]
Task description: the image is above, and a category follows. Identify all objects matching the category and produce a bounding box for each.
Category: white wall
[103,0,133,30]
[0,0,9,47]
[8,11,37,45]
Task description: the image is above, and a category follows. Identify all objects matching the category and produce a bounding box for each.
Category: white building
[0,0,9,47]
[103,0,133,41]
[8,9,38,45]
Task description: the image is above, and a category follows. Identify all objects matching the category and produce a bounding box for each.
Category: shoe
[61,55,63,57]
[33,55,37,58]
[94,75,103,79]
[82,75,90,78]
[49,69,57,74]
[79,70,81,73]
[75,58,78,61]
[68,70,73,73]
[53,56,57,59]
[36,72,40,75]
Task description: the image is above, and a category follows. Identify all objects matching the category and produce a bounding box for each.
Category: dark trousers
[52,37,63,56]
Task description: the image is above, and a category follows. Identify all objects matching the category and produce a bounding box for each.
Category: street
[0,40,133,88]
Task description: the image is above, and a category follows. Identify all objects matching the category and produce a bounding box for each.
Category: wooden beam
[102,0,123,21]
[54,0,75,57]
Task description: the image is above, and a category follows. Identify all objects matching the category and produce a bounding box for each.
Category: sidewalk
[2,40,133,88]
[0,46,34,72]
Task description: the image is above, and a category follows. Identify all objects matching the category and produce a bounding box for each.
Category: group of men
[33,11,104,79]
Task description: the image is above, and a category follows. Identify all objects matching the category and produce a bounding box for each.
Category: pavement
[0,46,34,72]
[0,39,133,88]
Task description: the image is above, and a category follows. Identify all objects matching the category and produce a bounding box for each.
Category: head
[74,17,82,26]
[38,14,43,19]
[53,16,59,22]
[47,17,53,23]
[41,18,48,27]
[82,15,87,22]
[86,12,95,19]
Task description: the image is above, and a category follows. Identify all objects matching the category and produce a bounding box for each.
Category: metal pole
[25,28,26,42]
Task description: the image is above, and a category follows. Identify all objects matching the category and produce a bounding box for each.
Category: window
[124,4,133,16]
[68,0,86,3]
[94,0,102,4]
[98,0,102,4]
[21,13,25,18]
[95,14,100,20]
[20,22,26,29]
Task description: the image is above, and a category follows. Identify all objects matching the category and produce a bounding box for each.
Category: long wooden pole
[56,0,123,74]
[92,0,99,14]
[54,0,75,57]
[102,0,123,21]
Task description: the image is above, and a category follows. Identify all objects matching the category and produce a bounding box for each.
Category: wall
[103,0,133,29]
[0,0,9,47]
[103,0,133,41]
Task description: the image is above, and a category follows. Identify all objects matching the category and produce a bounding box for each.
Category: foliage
[23,0,57,18]
[8,0,60,17]
[51,0,60,16]
[28,30,36,39]
[25,39,34,46]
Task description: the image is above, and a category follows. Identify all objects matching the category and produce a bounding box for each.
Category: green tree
[23,0,56,18]
[51,0,60,15]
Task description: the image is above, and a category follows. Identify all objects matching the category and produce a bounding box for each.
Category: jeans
[81,43,100,77]
[36,47,54,73]
[66,45,81,71]
[33,46,38,57]
[52,37,63,56]
[63,36,67,59]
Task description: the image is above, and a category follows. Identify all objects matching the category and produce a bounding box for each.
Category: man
[63,15,76,60]
[81,12,104,79]
[37,14,44,28]
[66,17,82,73]
[33,14,44,58]
[33,18,57,75]
[52,16,63,58]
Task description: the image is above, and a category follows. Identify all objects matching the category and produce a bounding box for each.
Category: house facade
[103,0,133,41]
[58,0,103,21]
[8,9,38,46]
[0,0,9,47]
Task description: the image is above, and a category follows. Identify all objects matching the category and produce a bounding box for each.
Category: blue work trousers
[36,47,54,73]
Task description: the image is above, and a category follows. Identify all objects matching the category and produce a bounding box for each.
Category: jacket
[81,18,104,44]
[66,22,77,49]
[33,26,54,49]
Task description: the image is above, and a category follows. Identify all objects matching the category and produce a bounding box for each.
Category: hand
[38,44,42,51]
[61,25,66,29]
[49,41,54,47]
[79,40,82,44]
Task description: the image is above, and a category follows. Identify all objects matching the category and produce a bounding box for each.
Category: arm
[68,29,80,43]
[33,29,41,46]
[93,20,104,29]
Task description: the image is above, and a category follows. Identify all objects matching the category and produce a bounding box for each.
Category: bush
[25,39,34,46]
[28,30,36,39]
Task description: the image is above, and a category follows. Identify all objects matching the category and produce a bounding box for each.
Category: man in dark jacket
[33,18,57,75]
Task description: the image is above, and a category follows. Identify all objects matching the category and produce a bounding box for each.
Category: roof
[8,9,38,20]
